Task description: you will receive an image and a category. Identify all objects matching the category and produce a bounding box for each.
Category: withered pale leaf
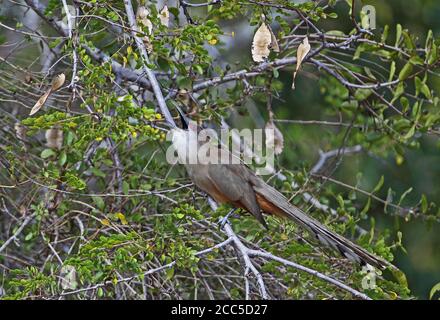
[15,122,27,141]
[30,73,65,116]
[292,36,311,89]
[267,25,280,53]
[265,120,284,156]
[29,89,51,116]
[45,127,63,150]
[252,23,272,62]
[159,5,169,27]
[51,73,65,91]
[136,6,153,34]
[142,36,153,53]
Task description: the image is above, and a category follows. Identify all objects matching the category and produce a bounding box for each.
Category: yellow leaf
[208,38,217,45]
[116,212,128,225]
[101,219,110,226]
[388,291,398,300]
[395,154,404,165]
[292,36,311,89]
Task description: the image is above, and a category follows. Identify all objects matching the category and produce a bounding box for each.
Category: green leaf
[360,197,371,216]
[165,267,175,280]
[403,125,416,140]
[388,61,396,82]
[24,232,33,241]
[391,82,404,104]
[414,77,431,100]
[398,62,413,81]
[93,196,105,211]
[325,30,345,36]
[122,181,129,195]
[421,194,428,214]
[354,88,373,101]
[398,187,413,205]
[395,24,402,47]
[430,282,440,300]
[59,151,67,166]
[372,176,384,193]
[90,167,106,178]
[381,25,389,43]
[41,149,56,159]
[428,43,438,64]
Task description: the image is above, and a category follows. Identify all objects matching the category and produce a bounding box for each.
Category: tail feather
[253,180,390,270]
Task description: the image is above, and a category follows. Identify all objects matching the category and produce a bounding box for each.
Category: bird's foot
[218,209,237,229]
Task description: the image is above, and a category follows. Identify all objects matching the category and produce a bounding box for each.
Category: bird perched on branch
[169,110,392,271]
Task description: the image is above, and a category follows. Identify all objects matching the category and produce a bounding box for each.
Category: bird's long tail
[253,181,390,270]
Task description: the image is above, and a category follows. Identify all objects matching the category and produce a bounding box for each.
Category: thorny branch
[1,0,438,300]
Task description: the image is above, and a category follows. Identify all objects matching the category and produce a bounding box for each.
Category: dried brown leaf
[45,127,63,150]
[29,90,51,116]
[268,25,280,53]
[29,73,65,116]
[251,23,272,62]
[136,6,153,34]
[15,122,27,141]
[51,73,65,91]
[265,120,284,156]
[292,36,311,89]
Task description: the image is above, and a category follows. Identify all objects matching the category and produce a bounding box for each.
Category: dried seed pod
[45,127,63,150]
[292,36,311,89]
[136,6,153,34]
[159,5,169,27]
[251,22,272,62]
[29,73,65,116]
[265,116,284,156]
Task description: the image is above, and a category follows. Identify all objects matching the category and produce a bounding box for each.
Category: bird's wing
[206,164,268,227]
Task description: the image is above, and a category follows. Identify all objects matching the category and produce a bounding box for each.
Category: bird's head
[170,106,199,163]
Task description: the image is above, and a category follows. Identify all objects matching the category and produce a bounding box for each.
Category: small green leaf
[90,167,106,178]
[372,176,384,193]
[403,125,416,140]
[421,194,428,214]
[388,61,396,82]
[430,282,440,300]
[166,267,175,280]
[122,181,129,195]
[395,24,402,47]
[41,149,56,159]
[398,62,413,81]
[93,196,105,211]
[381,25,389,43]
[59,151,67,166]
